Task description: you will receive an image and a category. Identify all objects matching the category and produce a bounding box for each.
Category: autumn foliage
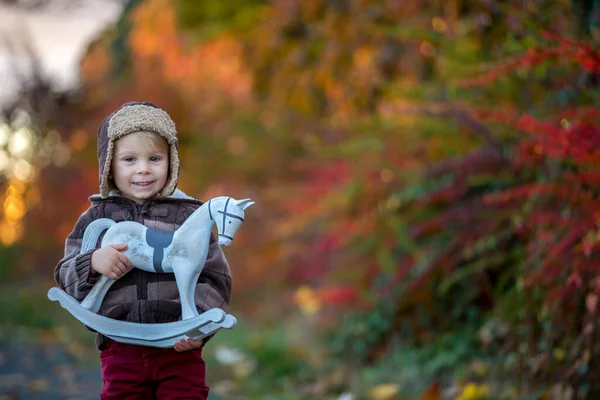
[2,0,599,396]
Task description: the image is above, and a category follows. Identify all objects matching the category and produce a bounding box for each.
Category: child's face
[111,132,169,204]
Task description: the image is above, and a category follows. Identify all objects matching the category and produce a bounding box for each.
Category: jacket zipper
[132,200,148,313]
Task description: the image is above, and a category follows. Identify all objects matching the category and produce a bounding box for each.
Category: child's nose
[137,162,150,173]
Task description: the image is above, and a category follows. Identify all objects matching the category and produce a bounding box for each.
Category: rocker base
[105,315,238,347]
[48,287,231,345]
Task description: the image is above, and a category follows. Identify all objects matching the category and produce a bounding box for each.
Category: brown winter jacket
[54,189,232,349]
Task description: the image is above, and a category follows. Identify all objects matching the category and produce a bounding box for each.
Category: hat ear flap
[100,140,116,198]
[159,142,180,197]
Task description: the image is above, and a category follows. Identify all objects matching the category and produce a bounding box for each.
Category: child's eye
[123,157,135,162]
[150,156,162,162]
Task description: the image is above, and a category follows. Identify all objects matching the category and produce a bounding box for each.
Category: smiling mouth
[132,181,154,187]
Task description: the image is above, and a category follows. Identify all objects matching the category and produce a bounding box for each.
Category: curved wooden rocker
[48,196,253,348]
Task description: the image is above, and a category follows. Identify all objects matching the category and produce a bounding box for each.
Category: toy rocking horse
[48,196,254,348]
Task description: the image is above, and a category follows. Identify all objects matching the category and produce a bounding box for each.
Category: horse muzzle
[218,235,232,246]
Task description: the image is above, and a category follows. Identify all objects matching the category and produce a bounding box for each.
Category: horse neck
[174,202,215,243]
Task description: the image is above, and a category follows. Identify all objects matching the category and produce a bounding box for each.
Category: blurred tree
[218,0,600,395]
[174,0,266,39]
[0,30,79,247]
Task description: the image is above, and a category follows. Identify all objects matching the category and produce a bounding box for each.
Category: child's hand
[174,338,204,352]
[91,244,132,279]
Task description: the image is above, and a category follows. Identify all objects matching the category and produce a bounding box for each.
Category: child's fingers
[108,268,121,280]
[114,260,129,276]
[181,340,193,351]
[174,339,190,352]
[117,253,132,269]
[174,338,203,352]
[186,338,203,349]
[110,243,128,251]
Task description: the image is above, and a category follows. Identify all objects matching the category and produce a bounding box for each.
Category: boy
[54,101,231,399]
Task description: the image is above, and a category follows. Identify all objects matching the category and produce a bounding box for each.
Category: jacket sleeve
[54,207,102,301]
[195,233,232,314]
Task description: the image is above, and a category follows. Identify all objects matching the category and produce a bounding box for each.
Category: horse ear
[236,198,255,210]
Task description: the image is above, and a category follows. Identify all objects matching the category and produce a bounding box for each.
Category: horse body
[99,207,212,276]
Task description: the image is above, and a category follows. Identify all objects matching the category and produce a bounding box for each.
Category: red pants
[100,339,209,399]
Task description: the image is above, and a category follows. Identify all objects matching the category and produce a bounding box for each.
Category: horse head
[209,197,255,246]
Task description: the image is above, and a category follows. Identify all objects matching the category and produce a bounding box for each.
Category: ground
[0,330,101,399]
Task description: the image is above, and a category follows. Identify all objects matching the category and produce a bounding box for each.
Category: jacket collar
[89,188,200,204]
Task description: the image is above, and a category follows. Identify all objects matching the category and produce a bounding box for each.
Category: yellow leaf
[294,286,321,315]
[455,383,489,400]
[369,383,400,400]
[553,348,565,361]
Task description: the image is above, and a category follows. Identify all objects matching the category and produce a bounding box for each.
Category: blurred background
[0,0,599,399]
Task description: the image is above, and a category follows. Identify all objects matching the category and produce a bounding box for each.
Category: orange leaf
[421,382,441,400]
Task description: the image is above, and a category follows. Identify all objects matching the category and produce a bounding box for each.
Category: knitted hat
[97,101,180,198]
